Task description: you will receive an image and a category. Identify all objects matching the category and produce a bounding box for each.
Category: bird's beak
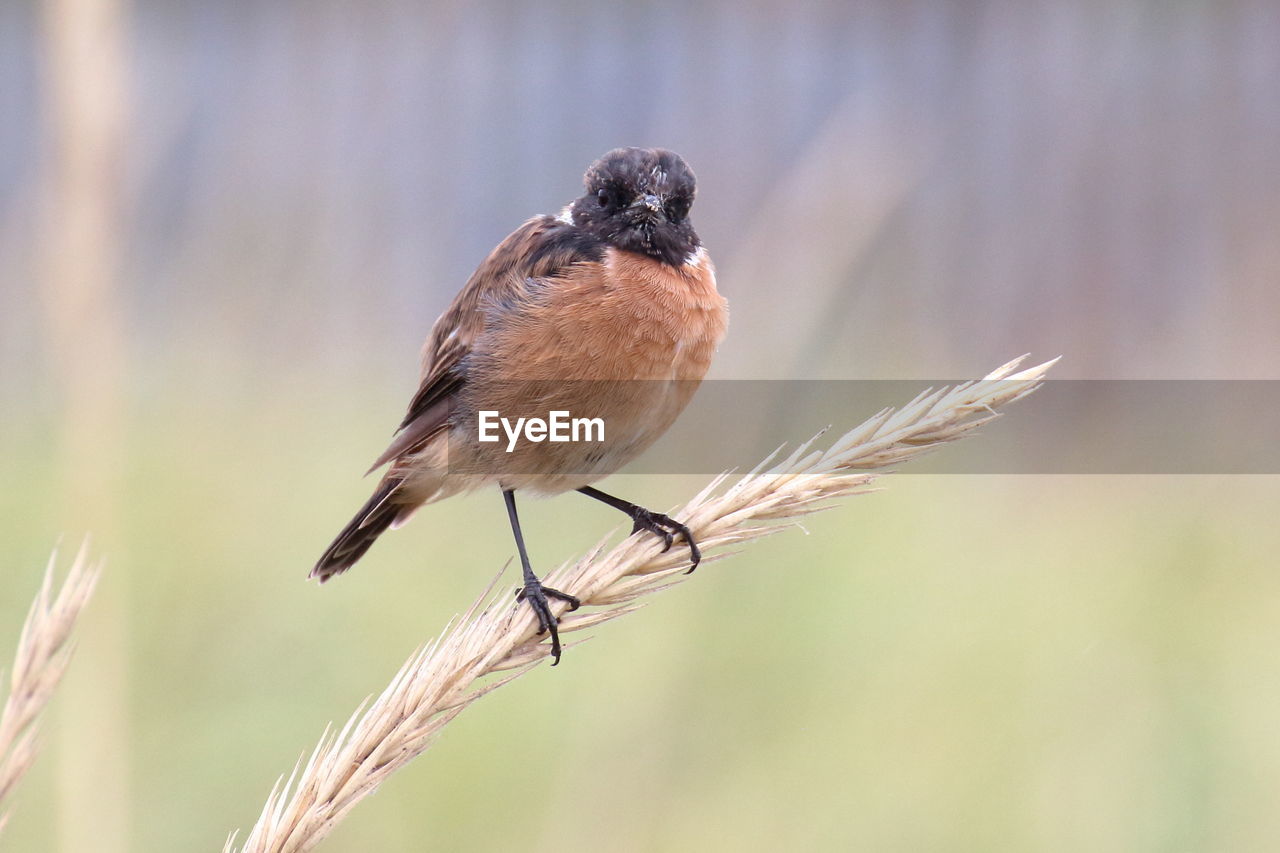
[632,194,665,220]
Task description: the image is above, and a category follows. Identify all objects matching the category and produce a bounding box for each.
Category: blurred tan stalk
[0,544,102,836]
[38,0,132,849]
[226,355,1056,853]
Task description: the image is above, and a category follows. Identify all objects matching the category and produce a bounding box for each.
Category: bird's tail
[312,477,408,582]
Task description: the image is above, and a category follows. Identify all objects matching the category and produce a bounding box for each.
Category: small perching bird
[313,148,728,663]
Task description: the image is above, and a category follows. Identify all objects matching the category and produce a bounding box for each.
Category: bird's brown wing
[366,214,605,473]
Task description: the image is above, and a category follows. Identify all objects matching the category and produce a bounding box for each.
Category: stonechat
[313,147,728,663]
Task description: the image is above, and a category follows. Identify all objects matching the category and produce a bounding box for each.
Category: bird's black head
[569,147,700,266]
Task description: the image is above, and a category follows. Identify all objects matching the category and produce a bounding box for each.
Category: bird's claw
[516,583,580,665]
[628,509,701,573]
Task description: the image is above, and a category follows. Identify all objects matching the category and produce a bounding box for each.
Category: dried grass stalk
[227,355,1057,853]
[0,541,102,834]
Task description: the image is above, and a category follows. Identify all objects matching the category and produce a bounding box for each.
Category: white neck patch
[683,244,708,268]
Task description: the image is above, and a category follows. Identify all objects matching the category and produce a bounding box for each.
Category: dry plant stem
[0,542,102,833]
[227,356,1057,853]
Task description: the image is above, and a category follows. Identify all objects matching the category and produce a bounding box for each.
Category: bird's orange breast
[454,246,728,491]
[469,245,724,381]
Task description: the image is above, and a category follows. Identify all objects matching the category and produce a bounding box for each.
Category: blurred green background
[3,0,1280,850]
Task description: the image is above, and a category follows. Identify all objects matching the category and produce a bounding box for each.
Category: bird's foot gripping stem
[576,486,702,573]
[517,583,581,664]
[627,508,701,573]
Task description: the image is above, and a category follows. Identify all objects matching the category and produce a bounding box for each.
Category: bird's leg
[577,486,701,573]
[503,488,580,665]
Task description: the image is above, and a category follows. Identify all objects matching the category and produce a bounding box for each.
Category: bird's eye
[596,186,632,210]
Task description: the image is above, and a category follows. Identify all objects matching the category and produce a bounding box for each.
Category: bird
[312,147,728,664]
